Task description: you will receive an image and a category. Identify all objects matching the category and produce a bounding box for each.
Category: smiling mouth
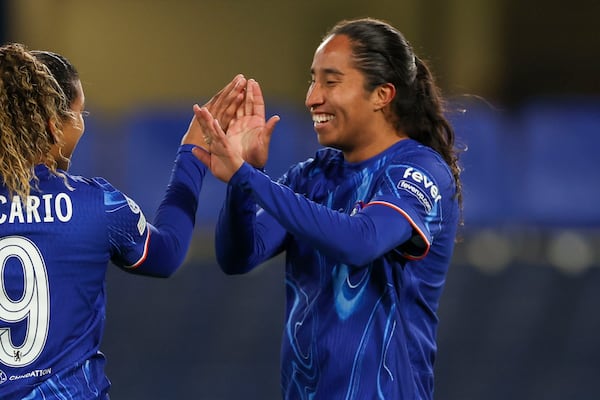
[312,113,335,125]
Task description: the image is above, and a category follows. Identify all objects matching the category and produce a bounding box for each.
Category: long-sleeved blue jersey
[216,138,459,399]
[0,144,204,399]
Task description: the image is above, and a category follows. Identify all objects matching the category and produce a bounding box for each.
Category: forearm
[133,145,205,277]
[215,183,259,274]
[230,163,413,266]
[215,182,285,274]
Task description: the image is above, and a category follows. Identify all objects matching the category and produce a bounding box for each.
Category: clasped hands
[181,74,280,183]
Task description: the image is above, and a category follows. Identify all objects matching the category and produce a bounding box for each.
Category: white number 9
[0,236,50,367]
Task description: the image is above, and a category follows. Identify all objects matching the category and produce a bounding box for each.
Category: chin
[316,132,333,147]
[317,138,341,151]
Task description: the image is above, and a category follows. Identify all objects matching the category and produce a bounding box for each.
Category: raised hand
[181,74,247,147]
[225,79,280,168]
[192,104,245,183]
[192,78,280,182]
[204,74,247,131]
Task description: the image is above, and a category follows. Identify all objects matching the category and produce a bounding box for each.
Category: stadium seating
[518,97,600,227]
[446,99,517,227]
[120,104,227,225]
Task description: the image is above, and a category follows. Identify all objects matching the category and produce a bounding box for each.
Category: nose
[305,83,323,109]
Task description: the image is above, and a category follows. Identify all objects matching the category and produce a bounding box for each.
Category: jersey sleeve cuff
[365,200,431,260]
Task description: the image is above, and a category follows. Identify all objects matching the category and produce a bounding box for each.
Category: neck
[343,128,408,163]
[49,145,69,170]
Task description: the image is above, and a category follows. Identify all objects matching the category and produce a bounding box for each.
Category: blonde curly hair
[0,43,74,201]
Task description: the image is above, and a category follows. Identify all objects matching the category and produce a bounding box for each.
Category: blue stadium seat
[262,100,319,178]
[120,105,227,225]
[447,99,515,227]
[518,98,600,227]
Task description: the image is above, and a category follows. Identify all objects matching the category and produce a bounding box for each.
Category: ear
[47,118,59,144]
[372,83,396,111]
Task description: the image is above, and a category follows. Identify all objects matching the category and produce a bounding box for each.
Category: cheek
[63,118,85,155]
[77,116,85,137]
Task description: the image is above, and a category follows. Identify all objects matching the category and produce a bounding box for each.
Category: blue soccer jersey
[0,144,205,399]
[216,139,459,399]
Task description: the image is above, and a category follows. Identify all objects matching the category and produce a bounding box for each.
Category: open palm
[226,79,279,169]
[192,79,279,182]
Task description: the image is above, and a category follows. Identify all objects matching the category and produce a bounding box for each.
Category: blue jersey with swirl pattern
[216,138,459,400]
[0,144,205,399]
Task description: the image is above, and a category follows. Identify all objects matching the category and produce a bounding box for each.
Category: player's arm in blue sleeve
[227,163,429,267]
[109,144,206,277]
[215,173,287,274]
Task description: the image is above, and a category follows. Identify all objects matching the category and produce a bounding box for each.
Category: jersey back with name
[0,165,148,399]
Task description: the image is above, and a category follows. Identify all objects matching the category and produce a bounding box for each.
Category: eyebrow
[310,67,345,76]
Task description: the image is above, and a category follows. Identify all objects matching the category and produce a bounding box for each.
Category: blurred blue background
[2,1,600,399]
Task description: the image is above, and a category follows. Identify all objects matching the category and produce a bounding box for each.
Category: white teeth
[312,114,334,123]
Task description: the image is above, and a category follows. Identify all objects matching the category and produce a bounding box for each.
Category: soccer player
[0,43,244,399]
[193,18,462,399]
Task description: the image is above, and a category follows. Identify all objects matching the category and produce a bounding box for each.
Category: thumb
[263,115,281,140]
[192,146,211,168]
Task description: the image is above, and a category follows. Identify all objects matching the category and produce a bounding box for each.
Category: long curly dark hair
[0,43,74,200]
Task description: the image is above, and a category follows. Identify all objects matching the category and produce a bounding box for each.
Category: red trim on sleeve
[126,229,151,269]
[364,200,430,260]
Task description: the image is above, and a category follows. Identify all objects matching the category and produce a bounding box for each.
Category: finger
[206,74,246,125]
[209,117,245,176]
[216,75,246,126]
[199,106,229,148]
[207,74,244,111]
[248,79,267,119]
[222,92,244,132]
[212,118,228,143]
[193,104,209,132]
[193,104,217,144]
[236,91,245,119]
[263,115,281,141]
[192,146,211,168]
[205,117,230,154]
[181,112,206,147]
[244,79,255,116]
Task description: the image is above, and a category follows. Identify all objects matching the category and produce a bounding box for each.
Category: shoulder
[391,139,444,163]
[65,173,119,195]
[274,148,342,188]
[389,140,454,185]
[63,173,137,209]
[290,148,343,175]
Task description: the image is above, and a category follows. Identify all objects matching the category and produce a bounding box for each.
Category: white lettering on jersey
[401,167,442,203]
[8,367,52,381]
[397,167,442,213]
[398,180,433,213]
[0,194,73,224]
[54,193,72,222]
[8,199,24,223]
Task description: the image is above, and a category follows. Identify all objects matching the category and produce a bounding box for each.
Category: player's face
[306,34,378,161]
[59,79,86,170]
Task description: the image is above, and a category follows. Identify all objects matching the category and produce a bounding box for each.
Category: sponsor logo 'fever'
[397,167,442,213]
